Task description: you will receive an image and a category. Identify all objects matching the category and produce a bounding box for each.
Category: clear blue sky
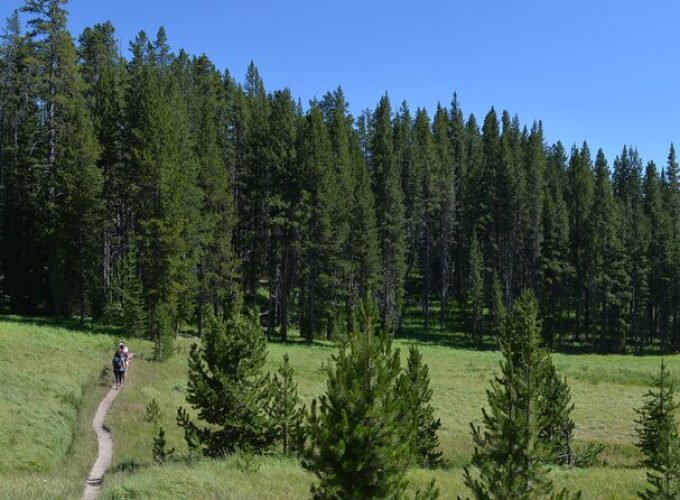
[4,0,679,166]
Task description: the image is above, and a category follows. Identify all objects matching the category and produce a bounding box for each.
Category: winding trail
[82,386,121,500]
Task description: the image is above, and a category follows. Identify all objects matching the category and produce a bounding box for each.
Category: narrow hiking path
[82,385,121,500]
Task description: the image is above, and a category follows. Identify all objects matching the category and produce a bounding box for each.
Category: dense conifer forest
[2,0,679,355]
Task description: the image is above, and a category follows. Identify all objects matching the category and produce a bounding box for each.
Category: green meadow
[0,317,119,499]
[100,335,661,499]
[2,315,675,499]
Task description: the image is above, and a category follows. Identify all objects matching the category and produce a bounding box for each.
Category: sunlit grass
[0,316,119,498]
[1,311,670,499]
[101,329,671,498]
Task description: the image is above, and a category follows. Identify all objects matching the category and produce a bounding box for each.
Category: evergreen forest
[2,0,680,356]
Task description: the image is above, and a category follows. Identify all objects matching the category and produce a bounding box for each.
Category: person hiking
[112,348,125,389]
[119,342,130,384]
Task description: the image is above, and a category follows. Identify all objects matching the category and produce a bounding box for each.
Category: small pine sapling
[635,359,680,498]
[268,353,303,454]
[153,427,175,463]
[399,345,443,467]
[99,365,111,386]
[537,357,576,465]
[145,398,162,427]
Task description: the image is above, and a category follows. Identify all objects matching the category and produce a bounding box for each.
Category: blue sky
[4,0,679,166]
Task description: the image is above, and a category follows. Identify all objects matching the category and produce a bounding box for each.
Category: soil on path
[82,385,121,500]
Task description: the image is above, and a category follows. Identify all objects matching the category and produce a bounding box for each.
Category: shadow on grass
[0,314,124,337]
[395,302,670,356]
[395,303,498,351]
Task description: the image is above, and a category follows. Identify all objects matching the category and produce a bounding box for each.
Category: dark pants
[114,370,124,385]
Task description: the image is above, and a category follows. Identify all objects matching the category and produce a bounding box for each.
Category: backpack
[112,352,124,371]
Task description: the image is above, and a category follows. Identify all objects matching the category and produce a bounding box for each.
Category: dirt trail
[82,386,121,500]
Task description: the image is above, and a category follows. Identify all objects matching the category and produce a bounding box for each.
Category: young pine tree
[399,345,443,468]
[268,353,303,454]
[635,360,680,499]
[302,299,412,499]
[537,357,576,466]
[152,426,175,464]
[177,306,272,456]
[464,290,578,499]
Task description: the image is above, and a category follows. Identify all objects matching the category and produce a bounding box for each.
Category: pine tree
[463,290,571,499]
[267,88,300,340]
[613,147,646,353]
[154,301,175,361]
[237,61,271,303]
[51,36,104,324]
[347,124,381,308]
[411,108,434,328]
[321,87,354,334]
[121,241,147,336]
[496,111,524,303]
[478,109,501,267]
[635,360,680,499]
[297,102,335,340]
[145,398,162,426]
[20,0,105,320]
[77,21,128,320]
[661,145,680,352]
[127,29,200,348]
[432,104,455,326]
[635,360,680,468]
[399,345,443,467]
[395,102,419,302]
[449,94,469,307]
[567,143,595,342]
[589,149,630,352]
[537,357,575,466]
[540,142,571,347]
[268,353,303,454]
[152,426,175,463]
[522,122,546,291]
[190,54,237,335]
[20,0,68,316]
[301,299,412,499]
[643,161,669,353]
[370,94,407,329]
[177,306,272,455]
[0,10,50,314]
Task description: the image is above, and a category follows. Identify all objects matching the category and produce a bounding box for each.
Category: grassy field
[0,316,120,499]
[0,313,671,499]
[99,331,672,499]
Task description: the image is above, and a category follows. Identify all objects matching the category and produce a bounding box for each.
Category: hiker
[119,342,131,384]
[112,348,125,389]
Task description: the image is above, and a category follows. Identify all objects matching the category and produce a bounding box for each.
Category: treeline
[1,1,679,352]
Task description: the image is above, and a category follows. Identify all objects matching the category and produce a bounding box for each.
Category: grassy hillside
[100,334,672,499]
[0,317,119,499]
